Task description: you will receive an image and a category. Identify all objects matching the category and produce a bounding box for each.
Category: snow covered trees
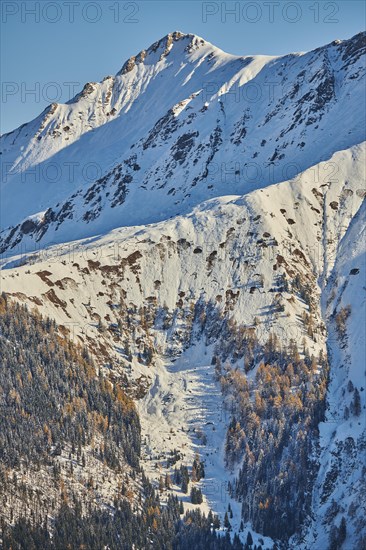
[192,453,205,481]
[225,418,246,468]
[0,294,140,525]
[220,333,329,540]
[0,295,244,549]
[335,305,351,340]
[350,387,361,417]
[329,516,347,550]
[190,487,203,504]
[2,489,238,549]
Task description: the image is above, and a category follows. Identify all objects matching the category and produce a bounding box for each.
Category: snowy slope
[1,140,365,546]
[295,201,366,550]
[1,31,365,255]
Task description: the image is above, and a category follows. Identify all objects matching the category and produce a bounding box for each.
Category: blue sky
[1,0,365,134]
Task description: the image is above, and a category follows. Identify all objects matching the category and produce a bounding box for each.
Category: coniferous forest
[2,484,244,550]
[0,294,246,549]
[0,294,140,471]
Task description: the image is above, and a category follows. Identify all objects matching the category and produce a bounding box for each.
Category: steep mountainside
[0,31,365,550]
[0,294,140,527]
[1,31,365,254]
[2,143,365,548]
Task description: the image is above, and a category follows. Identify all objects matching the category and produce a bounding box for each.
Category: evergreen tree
[224,511,231,530]
[351,388,361,416]
[338,516,347,546]
[190,487,203,505]
[329,524,339,550]
[213,515,221,530]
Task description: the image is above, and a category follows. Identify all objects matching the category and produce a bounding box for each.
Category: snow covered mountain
[0,31,365,549]
[1,31,365,255]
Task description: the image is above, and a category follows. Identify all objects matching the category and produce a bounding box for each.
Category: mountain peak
[118,31,208,75]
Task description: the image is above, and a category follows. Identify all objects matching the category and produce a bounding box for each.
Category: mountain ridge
[1,31,365,256]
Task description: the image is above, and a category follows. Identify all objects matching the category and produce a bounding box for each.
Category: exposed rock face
[119,31,198,74]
